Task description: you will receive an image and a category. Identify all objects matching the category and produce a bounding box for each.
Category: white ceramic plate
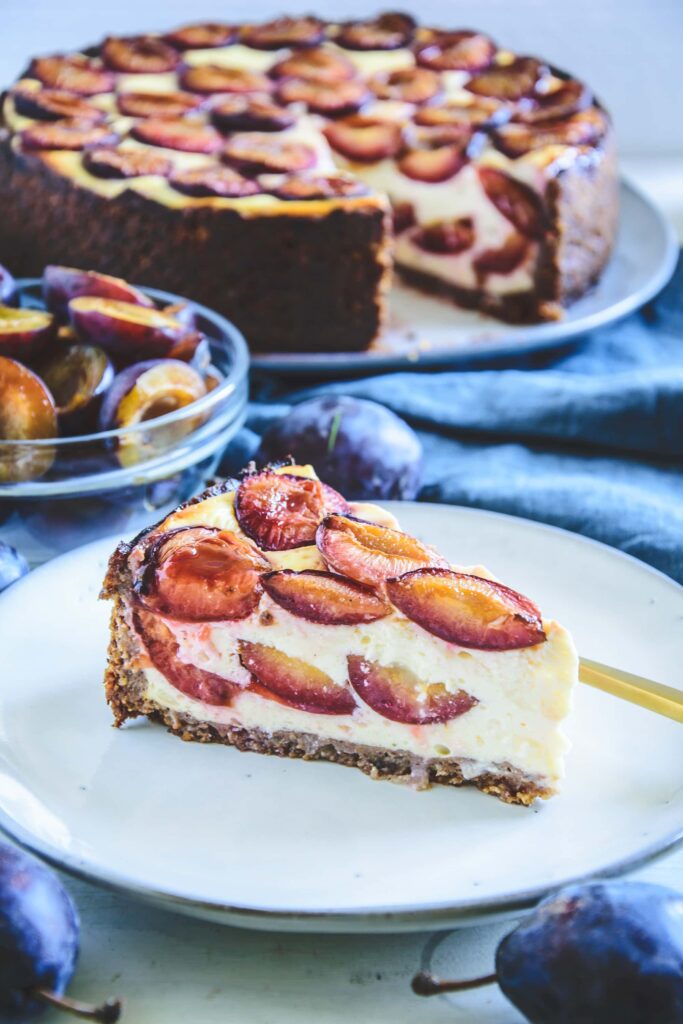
[0,505,681,933]
[252,180,678,375]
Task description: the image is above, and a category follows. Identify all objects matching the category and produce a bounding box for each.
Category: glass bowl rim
[3,279,250,448]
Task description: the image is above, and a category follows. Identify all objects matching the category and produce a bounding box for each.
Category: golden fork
[580,658,683,724]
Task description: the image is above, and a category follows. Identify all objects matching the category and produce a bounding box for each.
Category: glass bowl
[0,281,249,564]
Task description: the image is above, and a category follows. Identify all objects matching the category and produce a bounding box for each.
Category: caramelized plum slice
[348,656,477,724]
[44,265,153,318]
[271,173,369,200]
[30,55,115,96]
[136,525,269,621]
[494,109,607,158]
[263,569,391,625]
[164,23,237,50]
[223,134,316,175]
[240,16,325,51]
[116,90,203,119]
[369,67,441,105]
[135,609,239,705]
[336,12,416,51]
[12,88,105,123]
[478,167,544,239]
[69,297,198,358]
[180,64,272,95]
[515,78,592,124]
[276,77,369,117]
[102,35,179,74]
[21,119,118,152]
[239,642,357,715]
[170,165,261,198]
[0,306,55,360]
[392,199,416,233]
[324,116,403,162]
[414,217,475,255]
[473,233,530,276]
[317,515,447,586]
[0,358,57,482]
[416,31,496,72]
[386,568,546,650]
[270,48,356,84]
[415,98,505,129]
[211,95,295,133]
[398,138,468,183]
[38,343,113,431]
[131,118,223,154]
[83,147,173,179]
[466,57,547,101]
[236,470,349,551]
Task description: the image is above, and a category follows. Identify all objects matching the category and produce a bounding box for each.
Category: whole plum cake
[0,14,618,353]
[102,463,578,804]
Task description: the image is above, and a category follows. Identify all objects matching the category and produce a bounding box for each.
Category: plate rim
[251,178,679,376]
[0,505,681,932]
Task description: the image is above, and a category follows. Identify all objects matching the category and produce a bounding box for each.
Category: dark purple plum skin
[0,265,16,307]
[43,265,153,320]
[0,842,79,1015]
[496,882,683,1024]
[256,395,423,500]
[0,541,29,592]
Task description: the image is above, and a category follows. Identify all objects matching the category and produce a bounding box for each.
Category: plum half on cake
[0,13,618,353]
[102,464,578,805]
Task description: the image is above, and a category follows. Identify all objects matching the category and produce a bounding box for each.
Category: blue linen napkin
[226,255,683,585]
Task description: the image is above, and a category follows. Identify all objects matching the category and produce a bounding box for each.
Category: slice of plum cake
[102,464,578,805]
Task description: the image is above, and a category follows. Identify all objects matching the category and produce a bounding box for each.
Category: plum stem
[411,969,498,997]
[326,410,342,453]
[34,989,122,1022]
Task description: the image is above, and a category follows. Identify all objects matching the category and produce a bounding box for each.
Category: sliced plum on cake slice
[12,88,106,123]
[44,266,153,319]
[263,569,391,625]
[270,48,356,84]
[131,118,223,154]
[415,30,496,72]
[324,116,404,163]
[0,306,55,360]
[348,657,478,724]
[493,109,608,158]
[413,216,475,255]
[83,147,173,180]
[211,95,295,133]
[116,90,203,119]
[368,67,441,105]
[20,119,119,152]
[240,16,326,51]
[335,12,416,51]
[101,35,180,74]
[386,568,546,650]
[30,55,115,96]
[222,134,317,175]
[170,165,262,198]
[134,525,270,622]
[276,77,369,117]
[239,642,357,715]
[473,233,530,276]
[466,57,548,102]
[270,174,369,200]
[397,128,470,183]
[179,64,273,96]
[514,78,592,124]
[164,23,237,50]
[135,608,240,705]
[415,98,507,129]
[477,167,545,239]
[236,470,349,551]
[69,297,201,358]
[317,515,447,587]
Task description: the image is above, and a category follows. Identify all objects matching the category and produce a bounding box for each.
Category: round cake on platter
[0,13,618,354]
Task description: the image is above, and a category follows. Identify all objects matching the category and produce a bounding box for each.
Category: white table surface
[9,158,683,1024]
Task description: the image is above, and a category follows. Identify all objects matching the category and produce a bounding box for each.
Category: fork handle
[579,657,683,724]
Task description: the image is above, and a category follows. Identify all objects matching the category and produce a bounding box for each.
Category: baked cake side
[101,465,578,806]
